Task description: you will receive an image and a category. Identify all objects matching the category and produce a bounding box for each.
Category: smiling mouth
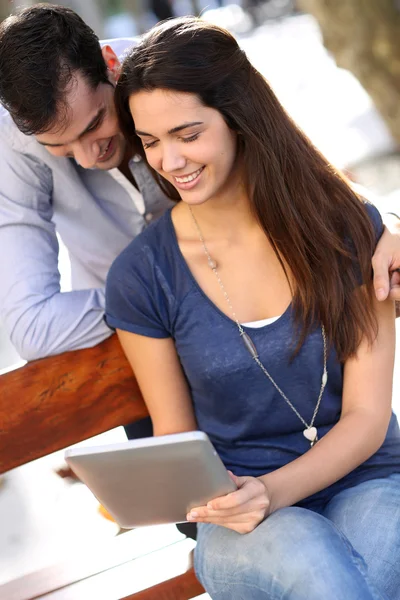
[98,138,113,161]
[174,167,204,184]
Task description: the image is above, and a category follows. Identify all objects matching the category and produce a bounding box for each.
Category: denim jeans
[194,474,400,599]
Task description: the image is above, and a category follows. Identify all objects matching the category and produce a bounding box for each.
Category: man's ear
[102,45,121,84]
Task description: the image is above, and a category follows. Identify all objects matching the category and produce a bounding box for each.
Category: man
[0,3,399,366]
[0,4,174,367]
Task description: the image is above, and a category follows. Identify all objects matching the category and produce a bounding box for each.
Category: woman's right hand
[187,471,271,534]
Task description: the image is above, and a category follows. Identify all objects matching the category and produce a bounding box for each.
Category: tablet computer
[64,431,236,528]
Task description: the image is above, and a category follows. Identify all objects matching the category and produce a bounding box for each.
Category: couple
[1,6,400,599]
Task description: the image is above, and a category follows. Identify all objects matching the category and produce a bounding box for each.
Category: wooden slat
[123,570,204,600]
[0,335,149,474]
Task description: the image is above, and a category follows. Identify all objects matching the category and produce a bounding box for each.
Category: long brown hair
[114,17,378,361]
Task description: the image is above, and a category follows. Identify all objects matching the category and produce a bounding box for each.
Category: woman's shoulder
[109,209,174,279]
[105,208,181,335]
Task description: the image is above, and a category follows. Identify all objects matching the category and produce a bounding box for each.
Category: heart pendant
[303,427,318,443]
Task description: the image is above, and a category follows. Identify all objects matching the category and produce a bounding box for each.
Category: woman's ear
[101,45,121,84]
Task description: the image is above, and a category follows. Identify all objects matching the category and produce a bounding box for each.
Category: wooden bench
[0,335,205,600]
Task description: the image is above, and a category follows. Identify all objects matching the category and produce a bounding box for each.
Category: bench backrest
[0,335,148,474]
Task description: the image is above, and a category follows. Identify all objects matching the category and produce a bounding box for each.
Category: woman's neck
[179,194,259,243]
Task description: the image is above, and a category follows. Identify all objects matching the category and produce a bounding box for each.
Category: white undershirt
[109,165,145,215]
[242,316,281,328]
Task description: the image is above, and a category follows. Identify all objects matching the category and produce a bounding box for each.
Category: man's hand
[186,472,270,534]
[372,226,400,315]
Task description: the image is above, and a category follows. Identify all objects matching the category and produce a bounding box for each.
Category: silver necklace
[188,205,328,447]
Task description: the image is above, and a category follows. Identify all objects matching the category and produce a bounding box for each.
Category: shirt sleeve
[105,244,171,339]
[0,143,113,361]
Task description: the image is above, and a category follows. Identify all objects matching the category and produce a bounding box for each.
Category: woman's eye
[142,133,199,149]
[182,133,200,143]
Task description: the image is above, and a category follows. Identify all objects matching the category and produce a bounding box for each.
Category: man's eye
[143,140,157,149]
[86,120,100,133]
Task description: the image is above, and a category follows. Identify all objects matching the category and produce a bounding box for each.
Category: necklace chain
[188,205,328,446]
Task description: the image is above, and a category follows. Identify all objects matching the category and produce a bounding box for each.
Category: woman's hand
[186,472,271,534]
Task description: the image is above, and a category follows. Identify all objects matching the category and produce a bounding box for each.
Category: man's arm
[0,144,112,361]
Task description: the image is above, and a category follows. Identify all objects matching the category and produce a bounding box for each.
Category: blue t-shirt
[105,203,400,510]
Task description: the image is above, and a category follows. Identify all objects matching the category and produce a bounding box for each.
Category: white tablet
[64,431,236,528]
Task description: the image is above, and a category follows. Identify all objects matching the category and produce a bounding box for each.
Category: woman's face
[129,89,240,207]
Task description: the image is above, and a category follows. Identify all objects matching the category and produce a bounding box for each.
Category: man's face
[35,71,127,170]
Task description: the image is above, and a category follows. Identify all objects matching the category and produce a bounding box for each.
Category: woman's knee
[195,507,377,599]
[195,507,332,574]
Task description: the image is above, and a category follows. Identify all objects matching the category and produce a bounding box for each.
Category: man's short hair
[0,3,110,135]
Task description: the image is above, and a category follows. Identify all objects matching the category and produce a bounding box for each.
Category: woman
[106,17,400,599]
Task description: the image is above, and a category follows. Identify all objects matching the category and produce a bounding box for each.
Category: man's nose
[73,140,100,169]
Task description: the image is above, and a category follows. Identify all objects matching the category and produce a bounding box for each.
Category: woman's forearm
[260,408,391,514]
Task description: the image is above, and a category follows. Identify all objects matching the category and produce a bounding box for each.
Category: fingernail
[376,288,386,301]
[189,511,198,519]
[207,503,213,509]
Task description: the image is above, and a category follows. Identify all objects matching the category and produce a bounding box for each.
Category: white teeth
[99,139,111,159]
[175,167,203,184]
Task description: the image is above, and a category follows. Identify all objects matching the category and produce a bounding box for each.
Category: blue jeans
[194,474,400,599]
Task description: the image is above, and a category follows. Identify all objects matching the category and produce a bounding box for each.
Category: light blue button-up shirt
[0,39,174,361]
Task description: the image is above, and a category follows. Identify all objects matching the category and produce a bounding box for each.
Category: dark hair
[115,17,378,360]
[0,3,110,135]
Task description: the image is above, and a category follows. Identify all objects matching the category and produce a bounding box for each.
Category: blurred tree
[0,0,30,21]
[0,0,8,20]
[299,0,400,143]
[120,0,147,25]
